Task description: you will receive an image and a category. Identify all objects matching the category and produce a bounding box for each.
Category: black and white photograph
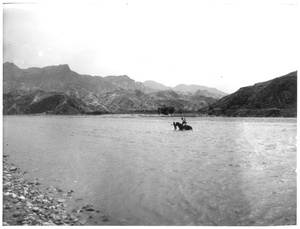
[2,0,297,226]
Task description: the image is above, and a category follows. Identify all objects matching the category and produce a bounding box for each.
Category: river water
[3,115,297,225]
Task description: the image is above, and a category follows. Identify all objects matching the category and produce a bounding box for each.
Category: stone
[102,215,110,222]
[51,214,61,221]
[4,182,12,187]
[57,198,66,203]
[26,202,33,208]
[3,192,11,197]
[13,212,21,217]
[4,204,12,210]
[70,216,78,222]
[19,196,26,201]
[11,193,17,198]
[32,207,40,212]
[71,209,78,213]
[42,199,50,204]
[43,221,55,226]
[86,207,95,211]
[10,167,18,172]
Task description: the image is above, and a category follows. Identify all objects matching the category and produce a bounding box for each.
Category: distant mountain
[4,63,296,116]
[193,89,225,99]
[142,80,227,99]
[143,80,171,91]
[104,75,151,92]
[3,62,117,94]
[199,71,297,117]
[3,90,108,115]
[3,62,218,114]
[173,84,227,98]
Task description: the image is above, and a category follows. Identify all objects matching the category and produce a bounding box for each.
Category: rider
[181,117,187,126]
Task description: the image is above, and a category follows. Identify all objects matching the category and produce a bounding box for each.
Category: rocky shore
[2,155,111,226]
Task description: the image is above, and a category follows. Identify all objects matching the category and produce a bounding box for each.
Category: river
[3,115,297,225]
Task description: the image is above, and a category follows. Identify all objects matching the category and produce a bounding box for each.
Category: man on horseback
[181,117,187,126]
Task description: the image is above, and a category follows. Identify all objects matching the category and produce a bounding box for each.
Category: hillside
[173,84,227,98]
[3,90,108,115]
[199,71,297,117]
[143,80,227,99]
[3,63,218,114]
[3,62,118,94]
[143,80,171,91]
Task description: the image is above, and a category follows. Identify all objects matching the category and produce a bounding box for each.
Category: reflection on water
[3,116,297,225]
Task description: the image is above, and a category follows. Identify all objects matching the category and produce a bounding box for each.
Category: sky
[3,0,299,93]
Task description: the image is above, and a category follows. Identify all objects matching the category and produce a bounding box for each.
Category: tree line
[157,105,175,115]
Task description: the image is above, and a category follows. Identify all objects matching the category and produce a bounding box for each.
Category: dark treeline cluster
[157,105,175,115]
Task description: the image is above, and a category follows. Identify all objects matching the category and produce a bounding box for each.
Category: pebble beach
[2,154,112,226]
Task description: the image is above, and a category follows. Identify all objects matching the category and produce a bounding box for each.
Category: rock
[10,167,18,172]
[2,222,10,226]
[26,202,33,208]
[102,216,109,222]
[57,198,66,203]
[42,199,50,204]
[3,192,10,197]
[13,211,26,217]
[11,193,17,198]
[4,182,12,187]
[71,209,78,213]
[32,207,40,212]
[51,214,61,221]
[4,204,12,210]
[13,212,20,217]
[43,221,56,226]
[82,203,94,211]
[70,216,78,222]
[19,196,26,201]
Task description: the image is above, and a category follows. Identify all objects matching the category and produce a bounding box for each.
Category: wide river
[3,115,297,226]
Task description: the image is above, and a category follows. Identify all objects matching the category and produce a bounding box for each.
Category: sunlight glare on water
[3,115,297,225]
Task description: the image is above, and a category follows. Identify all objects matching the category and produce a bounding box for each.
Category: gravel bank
[2,155,111,226]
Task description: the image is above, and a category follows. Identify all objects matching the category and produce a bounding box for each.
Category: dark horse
[173,122,193,131]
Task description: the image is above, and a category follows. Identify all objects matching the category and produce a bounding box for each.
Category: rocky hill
[143,81,227,99]
[3,63,219,115]
[3,90,105,115]
[199,71,297,117]
[143,80,171,91]
[173,84,227,99]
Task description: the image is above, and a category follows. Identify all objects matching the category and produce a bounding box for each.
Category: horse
[173,122,193,131]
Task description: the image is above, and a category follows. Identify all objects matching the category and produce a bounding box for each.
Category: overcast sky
[3,0,299,93]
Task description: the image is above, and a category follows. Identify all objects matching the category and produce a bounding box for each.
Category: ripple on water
[3,116,297,225]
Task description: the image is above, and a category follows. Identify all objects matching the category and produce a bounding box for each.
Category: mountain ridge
[3,62,219,114]
[3,62,296,117]
[199,71,297,117]
[143,81,227,99]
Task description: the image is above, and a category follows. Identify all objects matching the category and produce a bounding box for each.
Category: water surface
[3,115,297,225]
